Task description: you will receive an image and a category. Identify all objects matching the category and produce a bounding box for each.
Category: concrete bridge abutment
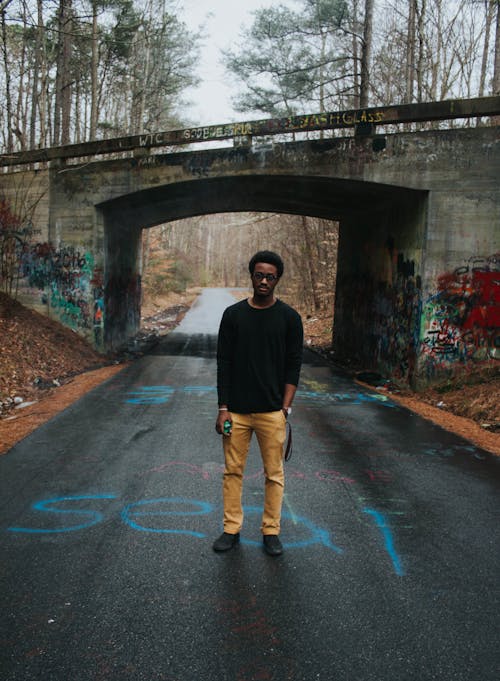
[334,188,428,387]
[101,206,142,351]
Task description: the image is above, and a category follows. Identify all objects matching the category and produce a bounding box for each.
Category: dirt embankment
[0,291,193,454]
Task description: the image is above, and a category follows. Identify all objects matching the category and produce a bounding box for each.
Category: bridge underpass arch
[98,174,428,383]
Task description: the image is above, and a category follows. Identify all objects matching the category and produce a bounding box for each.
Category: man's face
[251,262,279,298]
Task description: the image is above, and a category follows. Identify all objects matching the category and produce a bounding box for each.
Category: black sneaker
[263,534,283,556]
[213,532,240,552]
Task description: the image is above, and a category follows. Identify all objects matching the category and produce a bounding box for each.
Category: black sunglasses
[252,272,278,282]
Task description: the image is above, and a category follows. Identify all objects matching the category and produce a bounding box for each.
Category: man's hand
[215,410,232,435]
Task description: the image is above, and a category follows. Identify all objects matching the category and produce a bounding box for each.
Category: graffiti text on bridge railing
[0,96,499,167]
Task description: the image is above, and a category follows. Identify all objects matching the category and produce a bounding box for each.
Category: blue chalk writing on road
[8,494,117,534]
[240,507,343,554]
[296,390,394,407]
[182,386,216,394]
[121,497,213,537]
[6,496,342,555]
[7,496,404,573]
[363,507,405,576]
[126,386,175,404]
[124,385,394,407]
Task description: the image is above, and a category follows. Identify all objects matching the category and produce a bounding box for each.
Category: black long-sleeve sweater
[217,299,303,413]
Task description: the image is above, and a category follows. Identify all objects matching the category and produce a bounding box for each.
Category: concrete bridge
[1,98,499,388]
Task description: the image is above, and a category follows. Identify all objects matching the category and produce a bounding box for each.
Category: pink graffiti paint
[364,469,393,483]
[315,470,356,484]
[147,461,211,480]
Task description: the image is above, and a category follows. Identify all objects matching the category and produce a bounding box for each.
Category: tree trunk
[90,1,99,139]
[494,0,500,95]
[302,216,322,312]
[405,1,416,102]
[38,0,48,147]
[74,80,81,143]
[319,29,326,138]
[30,0,44,149]
[359,0,374,108]
[61,0,72,145]
[429,0,443,100]
[478,0,494,97]
[415,0,427,103]
[54,0,73,145]
[352,0,360,107]
[1,9,13,152]
[15,2,28,151]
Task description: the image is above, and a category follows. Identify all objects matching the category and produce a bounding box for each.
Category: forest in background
[0,0,498,154]
[141,213,339,319]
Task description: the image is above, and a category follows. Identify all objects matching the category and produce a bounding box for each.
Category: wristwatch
[282,407,292,416]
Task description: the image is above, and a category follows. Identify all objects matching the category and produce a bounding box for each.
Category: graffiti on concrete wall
[350,247,499,380]
[371,247,422,383]
[335,237,422,384]
[18,243,104,345]
[421,254,500,374]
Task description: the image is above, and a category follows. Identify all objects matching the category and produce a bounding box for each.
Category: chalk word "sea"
[7,495,340,552]
[7,496,405,576]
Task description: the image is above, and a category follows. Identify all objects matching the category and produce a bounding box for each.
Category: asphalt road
[1,288,499,681]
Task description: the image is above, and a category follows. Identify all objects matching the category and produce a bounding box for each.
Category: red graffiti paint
[425,255,500,364]
[462,271,500,329]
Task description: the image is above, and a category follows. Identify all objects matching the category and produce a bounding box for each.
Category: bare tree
[89,0,99,139]
[405,0,417,102]
[53,0,73,145]
[29,0,45,149]
[494,0,500,93]
[1,7,13,152]
[360,0,374,107]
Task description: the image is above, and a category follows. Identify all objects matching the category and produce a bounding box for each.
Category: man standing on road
[214,251,303,556]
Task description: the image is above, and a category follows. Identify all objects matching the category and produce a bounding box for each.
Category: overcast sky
[180,0,295,126]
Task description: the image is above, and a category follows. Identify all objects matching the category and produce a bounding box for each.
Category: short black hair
[248,251,284,278]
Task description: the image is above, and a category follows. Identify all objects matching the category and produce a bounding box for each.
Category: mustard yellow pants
[222,411,287,535]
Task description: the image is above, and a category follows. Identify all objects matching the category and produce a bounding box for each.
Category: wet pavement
[0,289,499,680]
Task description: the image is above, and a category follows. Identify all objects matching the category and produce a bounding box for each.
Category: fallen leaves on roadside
[0,292,110,411]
